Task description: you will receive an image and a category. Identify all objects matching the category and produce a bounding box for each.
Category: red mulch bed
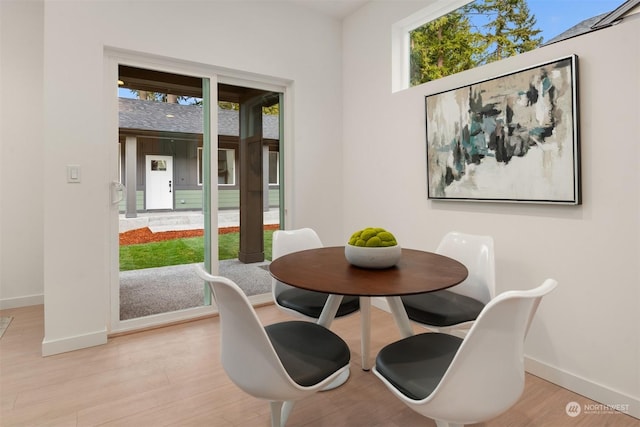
[120,224,279,246]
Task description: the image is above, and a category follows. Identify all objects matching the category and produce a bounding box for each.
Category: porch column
[238,95,265,263]
[125,136,137,218]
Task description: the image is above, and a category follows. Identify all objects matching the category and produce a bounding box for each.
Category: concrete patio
[119,208,280,233]
[118,208,279,320]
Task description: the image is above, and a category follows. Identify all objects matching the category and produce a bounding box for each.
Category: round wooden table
[269,246,468,370]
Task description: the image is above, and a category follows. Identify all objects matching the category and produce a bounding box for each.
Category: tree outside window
[410,0,543,86]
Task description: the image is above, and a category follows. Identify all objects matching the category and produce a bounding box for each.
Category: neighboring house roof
[544,0,640,45]
[118,98,280,139]
[544,13,609,45]
[592,0,640,28]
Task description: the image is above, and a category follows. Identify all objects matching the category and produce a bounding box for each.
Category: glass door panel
[216,84,282,298]
[117,65,207,321]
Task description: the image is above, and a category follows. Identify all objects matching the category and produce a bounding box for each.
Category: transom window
[394,0,624,90]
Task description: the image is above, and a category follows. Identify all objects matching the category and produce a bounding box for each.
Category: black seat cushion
[277,288,360,318]
[375,333,462,400]
[401,290,485,327]
[265,321,350,387]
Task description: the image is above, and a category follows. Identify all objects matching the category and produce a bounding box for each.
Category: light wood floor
[1,304,637,427]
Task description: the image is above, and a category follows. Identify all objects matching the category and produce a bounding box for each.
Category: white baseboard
[42,329,108,356]
[248,293,274,306]
[372,297,639,420]
[0,293,44,310]
[525,357,639,419]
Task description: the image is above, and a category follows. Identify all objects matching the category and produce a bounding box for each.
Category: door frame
[105,47,291,334]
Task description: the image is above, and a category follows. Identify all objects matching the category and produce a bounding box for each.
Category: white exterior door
[145,155,173,210]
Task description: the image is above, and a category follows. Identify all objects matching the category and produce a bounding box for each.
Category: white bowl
[344,244,401,269]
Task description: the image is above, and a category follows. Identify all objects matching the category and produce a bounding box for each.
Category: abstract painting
[426,55,580,204]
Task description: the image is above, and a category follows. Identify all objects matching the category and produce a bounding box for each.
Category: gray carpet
[119,260,272,320]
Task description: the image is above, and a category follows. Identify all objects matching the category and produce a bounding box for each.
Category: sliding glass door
[107,51,288,334]
[111,62,213,331]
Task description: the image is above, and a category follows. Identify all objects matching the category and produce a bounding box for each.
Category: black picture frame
[425,55,580,204]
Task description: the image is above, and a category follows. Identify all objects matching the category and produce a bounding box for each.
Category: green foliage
[127,89,202,105]
[217,231,241,260]
[410,0,542,85]
[410,12,480,85]
[464,0,542,65]
[218,101,239,111]
[119,237,204,271]
[120,231,274,271]
[126,93,275,112]
[219,101,279,115]
[263,104,279,115]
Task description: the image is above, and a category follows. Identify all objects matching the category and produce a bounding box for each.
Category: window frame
[197,146,203,186]
[392,0,473,92]
[268,150,279,186]
[199,146,238,187]
[217,147,236,187]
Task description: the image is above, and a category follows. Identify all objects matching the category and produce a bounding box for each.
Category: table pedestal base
[318,295,413,372]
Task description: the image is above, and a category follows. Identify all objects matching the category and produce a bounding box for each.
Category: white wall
[1,0,345,352]
[0,1,45,309]
[1,0,638,418]
[342,0,639,418]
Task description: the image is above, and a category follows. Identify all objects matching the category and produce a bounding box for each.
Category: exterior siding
[218,189,239,209]
[118,191,144,212]
[175,189,203,210]
[119,188,279,212]
[268,187,280,207]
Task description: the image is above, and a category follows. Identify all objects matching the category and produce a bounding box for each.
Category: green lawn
[120,231,273,271]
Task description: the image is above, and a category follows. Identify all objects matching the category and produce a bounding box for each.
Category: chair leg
[281,401,295,426]
[269,401,283,427]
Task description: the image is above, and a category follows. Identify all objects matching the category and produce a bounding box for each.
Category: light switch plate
[67,165,81,183]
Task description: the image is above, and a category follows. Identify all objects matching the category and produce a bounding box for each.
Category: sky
[517,0,625,43]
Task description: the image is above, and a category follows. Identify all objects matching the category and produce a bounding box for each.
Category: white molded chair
[374,279,557,427]
[272,228,359,320]
[401,232,495,334]
[196,265,350,427]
